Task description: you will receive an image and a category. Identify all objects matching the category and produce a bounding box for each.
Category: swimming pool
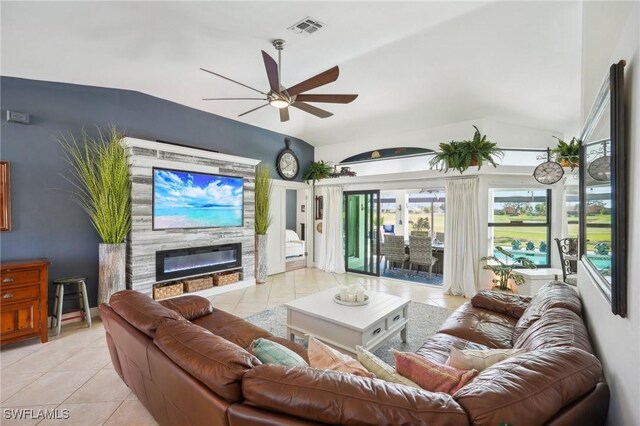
[492,248,611,270]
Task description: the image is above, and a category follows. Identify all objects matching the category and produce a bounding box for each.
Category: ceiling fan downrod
[273,39,286,90]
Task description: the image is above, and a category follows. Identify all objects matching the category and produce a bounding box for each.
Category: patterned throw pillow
[393,351,478,394]
[356,346,420,388]
[308,337,374,378]
[447,347,527,372]
[250,338,308,367]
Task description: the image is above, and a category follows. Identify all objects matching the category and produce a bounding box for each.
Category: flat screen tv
[153,167,244,230]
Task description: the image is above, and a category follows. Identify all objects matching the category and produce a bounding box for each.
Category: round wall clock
[587,155,611,181]
[276,139,299,180]
[533,161,564,184]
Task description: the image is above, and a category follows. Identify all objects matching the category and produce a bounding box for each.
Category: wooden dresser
[1,258,50,345]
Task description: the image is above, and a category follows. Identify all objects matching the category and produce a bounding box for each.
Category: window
[379,189,446,238]
[565,186,579,240]
[407,189,445,238]
[488,188,551,267]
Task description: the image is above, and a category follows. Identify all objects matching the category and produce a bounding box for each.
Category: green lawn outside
[381,212,610,251]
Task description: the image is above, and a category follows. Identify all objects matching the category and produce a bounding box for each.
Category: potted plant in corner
[254,163,272,284]
[303,160,334,185]
[480,246,537,292]
[58,126,131,304]
[551,136,580,170]
[429,126,504,173]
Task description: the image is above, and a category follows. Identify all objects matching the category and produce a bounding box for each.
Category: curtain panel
[318,186,346,274]
[443,177,479,297]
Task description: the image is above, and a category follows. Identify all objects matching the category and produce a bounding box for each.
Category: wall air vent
[288,17,326,35]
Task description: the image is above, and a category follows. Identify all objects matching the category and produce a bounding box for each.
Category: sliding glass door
[344,191,380,276]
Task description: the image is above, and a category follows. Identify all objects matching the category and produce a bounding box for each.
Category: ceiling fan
[200,39,358,122]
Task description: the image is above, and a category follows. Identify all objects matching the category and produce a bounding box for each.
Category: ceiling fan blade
[200,68,266,95]
[279,107,290,122]
[291,102,333,118]
[261,51,280,92]
[294,94,358,104]
[285,66,340,97]
[202,97,267,101]
[238,103,270,117]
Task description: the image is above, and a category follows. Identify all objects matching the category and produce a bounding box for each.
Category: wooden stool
[51,276,92,336]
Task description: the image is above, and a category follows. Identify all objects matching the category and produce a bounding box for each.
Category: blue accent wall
[286,189,297,231]
[0,76,314,310]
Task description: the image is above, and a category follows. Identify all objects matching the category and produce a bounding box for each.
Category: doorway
[344,190,380,276]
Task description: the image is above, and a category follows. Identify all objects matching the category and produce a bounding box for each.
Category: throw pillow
[393,351,478,394]
[446,347,527,372]
[250,338,308,367]
[355,346,420,388]
[308,337,374,378]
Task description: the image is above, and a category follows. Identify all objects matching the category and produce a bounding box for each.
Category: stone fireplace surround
[123,138,260,298]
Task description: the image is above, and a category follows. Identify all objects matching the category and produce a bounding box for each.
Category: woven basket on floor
[214,271,240,286]
[183,276,214,293]
[153,282,183,300]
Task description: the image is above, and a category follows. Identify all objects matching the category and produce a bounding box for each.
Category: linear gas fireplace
[156,243,242,282]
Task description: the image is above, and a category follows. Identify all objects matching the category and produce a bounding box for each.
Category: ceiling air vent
[288,17,326,35]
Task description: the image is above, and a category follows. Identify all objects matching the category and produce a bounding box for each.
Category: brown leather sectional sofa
[100,281,608,425]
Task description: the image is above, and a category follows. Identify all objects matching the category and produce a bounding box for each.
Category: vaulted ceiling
[1,1,582,148]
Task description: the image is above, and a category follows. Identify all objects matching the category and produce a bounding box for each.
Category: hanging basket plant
[429,126,504,173]
[551,136,580,170]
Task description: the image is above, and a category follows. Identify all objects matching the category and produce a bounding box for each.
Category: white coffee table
[285,287,410,356]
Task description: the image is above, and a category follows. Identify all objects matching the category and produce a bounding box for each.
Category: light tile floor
[1,269,467,425]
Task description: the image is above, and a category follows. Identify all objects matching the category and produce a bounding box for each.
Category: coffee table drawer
[363,318,387,346]
[386,306,406,327]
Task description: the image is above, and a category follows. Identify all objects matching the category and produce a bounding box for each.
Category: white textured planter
[99,243,126,304]
[256,234,268,284]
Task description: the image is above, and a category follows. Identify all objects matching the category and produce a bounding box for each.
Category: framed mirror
[579,60,627,317]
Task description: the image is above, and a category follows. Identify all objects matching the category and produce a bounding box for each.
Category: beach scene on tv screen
[153,169,243,229]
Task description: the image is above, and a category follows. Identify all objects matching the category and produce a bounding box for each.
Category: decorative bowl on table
[333,293,369,306]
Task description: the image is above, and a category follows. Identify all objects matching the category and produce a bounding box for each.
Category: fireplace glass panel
[156,243,242,281]
[164,250,237,273]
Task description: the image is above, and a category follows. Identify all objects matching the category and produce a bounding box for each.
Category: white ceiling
[1,1,582,148]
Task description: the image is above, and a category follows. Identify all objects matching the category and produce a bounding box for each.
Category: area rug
[381,268,444,286]
[245,301,452,365]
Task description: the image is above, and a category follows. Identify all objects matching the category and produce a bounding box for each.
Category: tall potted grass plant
[58,126,131,304]
[254,163,272,283]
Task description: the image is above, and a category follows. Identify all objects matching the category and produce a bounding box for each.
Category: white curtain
[318,186,346,273]
[443,177,479,297]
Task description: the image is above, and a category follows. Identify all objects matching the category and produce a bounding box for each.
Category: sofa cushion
[470,290,532,319]
[242,364,470,426]
[513,281,583,342]
[193,308,309,363]
[453,347,602,425]
[159,295,213,321]
[513,307,594,354]
[355,345,420,388]
[446,347,527,372]
[250,338,308,367]
[109,290,183,338]
[415,333,490,365]
[154,320,261,403]
[394,351,478,394]
[437,303,517,349]
[308,337,374,378]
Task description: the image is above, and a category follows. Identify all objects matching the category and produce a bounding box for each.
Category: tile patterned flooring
[0,268,467,425]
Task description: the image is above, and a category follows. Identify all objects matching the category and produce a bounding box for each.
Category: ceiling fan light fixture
[269,99,289,109]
